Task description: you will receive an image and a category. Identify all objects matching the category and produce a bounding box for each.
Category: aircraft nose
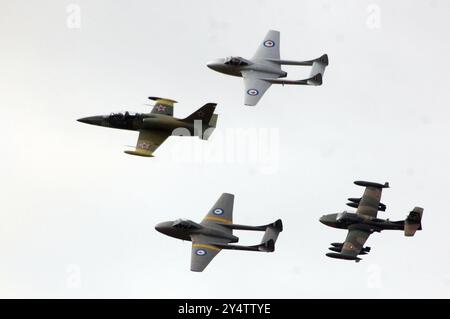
[77,116,104,126]
[155,221,171,233]
[319,215,328,225]
[206,59,223,71]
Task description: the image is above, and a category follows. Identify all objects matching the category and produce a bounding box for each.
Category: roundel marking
[196,249,207,256]
[213,208,224,215]
[247,89,259,96]
[264,40,275,47]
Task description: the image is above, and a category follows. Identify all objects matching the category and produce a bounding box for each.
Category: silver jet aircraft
[207,30,328,106]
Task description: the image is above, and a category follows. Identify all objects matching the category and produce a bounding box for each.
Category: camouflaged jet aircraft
[155,193,283,272]
[207,30,328,106]
[320,181,424,262]
[77,97,218,157]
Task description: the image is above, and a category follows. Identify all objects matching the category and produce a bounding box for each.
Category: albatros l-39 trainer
[77,97,218,157]
[207,29,328,106]
[155,193,283,272]
[320,181,424,263]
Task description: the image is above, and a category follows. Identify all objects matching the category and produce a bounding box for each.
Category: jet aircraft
[77,97,218,157]
[155,193,283,272]
[207,30,328,106]
[320,181,424,262]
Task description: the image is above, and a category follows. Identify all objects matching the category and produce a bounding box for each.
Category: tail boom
[262,73,322,86]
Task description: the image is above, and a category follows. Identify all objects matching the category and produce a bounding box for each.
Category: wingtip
[148,96,178,104]
[221,192,235,198]
[124,150,154,157]
[320,54,329,65]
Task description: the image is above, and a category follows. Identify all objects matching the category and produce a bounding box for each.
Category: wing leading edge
[190,234,231,272]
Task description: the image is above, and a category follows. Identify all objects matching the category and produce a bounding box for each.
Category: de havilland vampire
[155,193,283,272]
[207,30,329,106]
[320,181,424,262]
[77,97,218,157]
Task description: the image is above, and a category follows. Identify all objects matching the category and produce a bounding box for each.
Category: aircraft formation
[77,30,424,271]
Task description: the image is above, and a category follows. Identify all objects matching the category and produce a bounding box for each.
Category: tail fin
[184,103,218,141]
[404,207,424,236]
[258,239,275,252]
[309,54,329,79]
[184,103,217,122]
[201,113,218,140]
[261,219,283,246]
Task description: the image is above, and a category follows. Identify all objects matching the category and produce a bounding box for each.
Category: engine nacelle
[348,197,361,204]
[346,202,359,209]
[347,198,386,211]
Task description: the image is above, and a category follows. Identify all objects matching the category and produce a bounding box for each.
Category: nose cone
[206,61,216,70]
[155,221,172,234]
[77,115,104,126]
[319,215,330,226]
[206,58,223,71]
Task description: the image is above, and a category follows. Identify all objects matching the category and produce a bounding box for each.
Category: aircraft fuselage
[207,57,287,78]
[155,219,239,243]
[77,112,199,134]
[319,212,404,232]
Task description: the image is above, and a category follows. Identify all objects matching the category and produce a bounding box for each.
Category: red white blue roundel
[213,208,224,215]
[247,89,259,96]
[264,40,275,47]
[196,249,207,256]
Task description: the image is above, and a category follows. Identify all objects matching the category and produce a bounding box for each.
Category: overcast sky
[1,0,449,298]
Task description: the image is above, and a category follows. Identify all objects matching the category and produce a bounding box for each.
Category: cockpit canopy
[110,111,138,118]
[336,212,350,222]
[172,219,199,230]
[224,56,249,66]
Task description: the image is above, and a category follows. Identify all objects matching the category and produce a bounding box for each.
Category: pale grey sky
[0,0,449,298]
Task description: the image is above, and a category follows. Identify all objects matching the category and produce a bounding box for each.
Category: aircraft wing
[241,71,274,106]
[355,182,388,218]
[252,30,280,60]
[200,193,234,232]
[340,228,371,259]
[190,234,231,272]
[149,97,177,116]
[124,129,170,157]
